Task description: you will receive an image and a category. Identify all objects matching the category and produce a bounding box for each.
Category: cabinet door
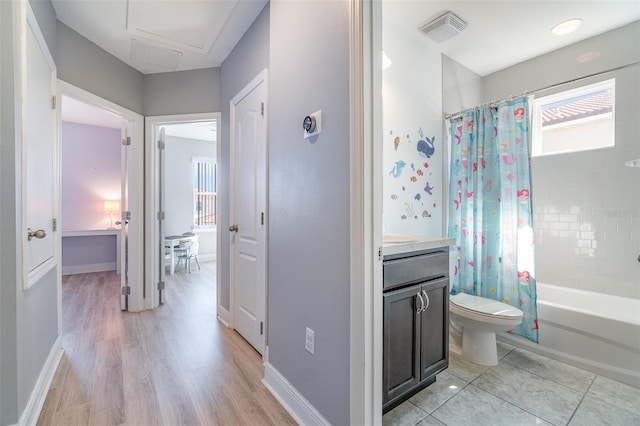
[383,284,421,405]
[420,278,449,381]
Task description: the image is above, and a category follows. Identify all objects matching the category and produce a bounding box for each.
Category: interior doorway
[58,81,145,312]
[145,113,221,310]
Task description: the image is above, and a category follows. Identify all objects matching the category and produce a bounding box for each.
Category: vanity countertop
[382,236,455,258]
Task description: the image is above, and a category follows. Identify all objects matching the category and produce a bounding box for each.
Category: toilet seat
[450,293,523,323]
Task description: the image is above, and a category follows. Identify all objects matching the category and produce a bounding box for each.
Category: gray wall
[1,2,60,423]
[1,2,19,423]
[29,0,56,58]
[483,21,640,101]
[143,68,222,116]
[56,21,144,114]
[219,3,270,311]
[269,1,351,424]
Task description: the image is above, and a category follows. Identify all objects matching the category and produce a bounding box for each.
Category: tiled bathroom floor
[383,342,640,426]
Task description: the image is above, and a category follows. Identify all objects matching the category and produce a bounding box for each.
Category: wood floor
[37,262,295,426]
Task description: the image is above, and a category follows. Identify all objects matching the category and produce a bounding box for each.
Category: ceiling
[383,1,640,76]
[58,1,639,128]
[52,0,268,74]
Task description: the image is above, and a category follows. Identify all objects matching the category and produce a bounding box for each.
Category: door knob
[27,228,46,241]
[229,224,239,232]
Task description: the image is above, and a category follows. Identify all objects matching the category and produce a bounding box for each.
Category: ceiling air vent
[419,12,467,43]
[130,39,183,70]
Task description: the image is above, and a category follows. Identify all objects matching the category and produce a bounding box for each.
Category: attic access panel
[127,0,239,54]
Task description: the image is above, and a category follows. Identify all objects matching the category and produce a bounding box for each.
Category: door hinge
[378,247,383,260]
[157,211,165,220]
[52,218,57,232]
[261,212,264,225]
[260,321,264,335]
[157,281,165,290]
[122,211,131,221]
[121,286,131,296]
[157,140,165,150]
[51,95,56,109]
[122,137,131,146]
[261,102,264,117]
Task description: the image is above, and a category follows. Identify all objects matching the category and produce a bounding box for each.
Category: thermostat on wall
[303,110,321,139]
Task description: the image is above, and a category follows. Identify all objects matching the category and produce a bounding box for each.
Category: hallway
[37,263,295,425]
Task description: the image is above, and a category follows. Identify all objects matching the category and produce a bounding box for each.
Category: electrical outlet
[305,327,315,355]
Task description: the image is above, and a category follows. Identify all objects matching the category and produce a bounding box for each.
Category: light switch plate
[305,327,315,355]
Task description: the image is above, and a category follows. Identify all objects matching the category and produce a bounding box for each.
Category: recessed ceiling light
[552,19,583,36]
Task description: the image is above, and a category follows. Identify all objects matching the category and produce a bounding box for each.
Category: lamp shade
[103,200,120,213]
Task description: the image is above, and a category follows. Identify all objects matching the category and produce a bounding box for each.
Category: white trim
[217,306,232,328]
[57,81,144,312]
[145,113,221,311]
[350,1,383,424]
[198,253,216,262]
[26,258,56,289]
[62,263,116,276]
[18,337,63,426]
[263,362,330,426]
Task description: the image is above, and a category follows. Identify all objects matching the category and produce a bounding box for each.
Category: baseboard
[62,262,116,276]
[217,305,231,327]
[19,336,63,426]
[263,362,330,426]
[199,253,216,262]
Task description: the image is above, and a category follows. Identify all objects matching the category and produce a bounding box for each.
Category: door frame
[228,68,268,353]
[57,81,145,312]
[145,112,221,310]
[349,1,383,425]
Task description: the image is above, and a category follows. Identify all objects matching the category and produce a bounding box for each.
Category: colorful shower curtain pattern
[447,97,538,342]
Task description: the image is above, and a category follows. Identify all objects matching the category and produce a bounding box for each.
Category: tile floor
[383,342,640,426]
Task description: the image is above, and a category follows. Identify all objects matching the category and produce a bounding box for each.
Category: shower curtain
[447,97,538,342]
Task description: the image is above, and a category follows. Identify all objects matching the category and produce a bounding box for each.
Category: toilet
[449,293,523,365]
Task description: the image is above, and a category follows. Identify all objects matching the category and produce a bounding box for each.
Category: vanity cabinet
[382,249,449,412]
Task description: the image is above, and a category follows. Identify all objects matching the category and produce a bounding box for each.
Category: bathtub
[497,283,640,388]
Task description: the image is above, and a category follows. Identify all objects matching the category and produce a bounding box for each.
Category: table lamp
[104,200,120,229]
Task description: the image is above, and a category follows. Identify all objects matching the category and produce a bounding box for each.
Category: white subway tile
[577,240,592,248]
[581,231,595,240]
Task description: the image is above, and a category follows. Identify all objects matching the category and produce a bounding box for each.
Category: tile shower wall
[382,8,443,236]
[482,23,640,300]
[532,64,640,299]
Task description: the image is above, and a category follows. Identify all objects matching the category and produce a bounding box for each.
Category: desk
[165,234,197,275]
[61,229,121,275]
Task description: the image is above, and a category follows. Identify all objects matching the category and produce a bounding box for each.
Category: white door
[230,70,268,354]
[23,4,58,289]
[119,127,131,309]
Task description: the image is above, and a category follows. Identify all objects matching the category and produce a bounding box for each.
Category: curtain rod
[444,61,639,120]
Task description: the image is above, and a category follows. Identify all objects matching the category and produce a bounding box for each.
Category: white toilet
[449,293,523,365]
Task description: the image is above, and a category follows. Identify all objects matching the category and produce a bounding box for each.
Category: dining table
[165,234,197,275]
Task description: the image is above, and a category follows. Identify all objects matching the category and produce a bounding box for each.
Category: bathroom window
[532,79,615,157]
[193,157,216,228]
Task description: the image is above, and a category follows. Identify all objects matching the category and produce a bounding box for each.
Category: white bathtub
[498,282,640,388]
